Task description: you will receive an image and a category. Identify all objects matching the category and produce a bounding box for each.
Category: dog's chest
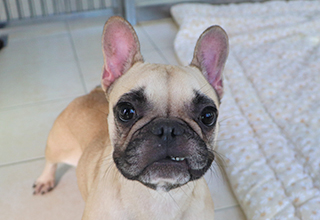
[120,185,194,220]
[130,196,183,219]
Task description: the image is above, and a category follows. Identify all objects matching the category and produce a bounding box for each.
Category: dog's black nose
[151,119,185,142]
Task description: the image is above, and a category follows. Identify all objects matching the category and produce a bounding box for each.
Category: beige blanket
[171,1,320,219]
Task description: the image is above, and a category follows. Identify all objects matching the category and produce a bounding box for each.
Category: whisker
[206,148,230,182]
[103,153,115,180]
[218,115,237,122]
[215,138,233,143]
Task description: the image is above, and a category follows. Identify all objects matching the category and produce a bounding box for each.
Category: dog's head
[101,16,228,191]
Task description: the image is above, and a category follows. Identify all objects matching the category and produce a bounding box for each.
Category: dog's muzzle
[113,118,215,191]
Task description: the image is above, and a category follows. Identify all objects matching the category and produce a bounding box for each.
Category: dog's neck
[115,177,197,219]
[81,148,200,220]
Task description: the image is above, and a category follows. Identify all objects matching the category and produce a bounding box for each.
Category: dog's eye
[200,106,217,127]
[118,103,136,122]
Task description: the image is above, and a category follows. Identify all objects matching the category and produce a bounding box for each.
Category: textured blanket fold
[171,1,320,219]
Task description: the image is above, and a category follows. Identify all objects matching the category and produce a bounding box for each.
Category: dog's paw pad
[33,180,55,195]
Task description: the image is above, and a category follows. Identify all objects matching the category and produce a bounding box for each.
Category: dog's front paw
[33,177,55,195]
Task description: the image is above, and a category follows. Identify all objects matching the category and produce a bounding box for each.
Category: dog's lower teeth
[171,157,185,161]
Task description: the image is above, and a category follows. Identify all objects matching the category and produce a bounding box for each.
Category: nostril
[172,127,184,136]
[151,126,164,136]
[150,120,185,140]
[172,128,176,137]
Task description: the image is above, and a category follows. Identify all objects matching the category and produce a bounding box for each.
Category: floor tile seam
[133,24,158,53]
[0,56,84,74]
[138,23,179,62]
[75,55,104,63]
[138,23,162,49]
[67,24,105,33]
[0,96,79,112]
[1,31,69,43]
[137,24,172,64]
[138,18,174,26]
[65,21,88,94]
[141,47,162,54]
[155,47,173,65]
[155,44,178,51]
[0,156,44,168]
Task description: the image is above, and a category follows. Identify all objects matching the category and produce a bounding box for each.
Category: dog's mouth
[114,147,214,191]
[143,156,189,177]
[138,154,214,191]
[138,156,190,191]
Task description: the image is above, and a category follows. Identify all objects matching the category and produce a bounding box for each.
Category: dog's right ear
[191,26,229,100]
[101,16,144,91]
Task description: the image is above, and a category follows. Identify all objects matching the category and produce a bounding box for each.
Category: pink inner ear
[101,18,139,89]
[202,44,223,98]
[198,29,228,99]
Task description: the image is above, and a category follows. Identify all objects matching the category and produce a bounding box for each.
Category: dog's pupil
[200,107,216,126]
[120,106,135,121]
[202,113,213,123]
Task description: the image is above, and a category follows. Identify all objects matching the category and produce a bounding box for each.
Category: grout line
[134,24,158,54]
[65,21,88,94]
[153,46,171,65]
[140,25,169,64]
[0,96,77,112]
[5,31,68,43]
[138,21,177,65]
[0,156,45,168]
[137,17,174,26]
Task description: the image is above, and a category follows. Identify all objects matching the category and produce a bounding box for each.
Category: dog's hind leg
[32,110,83,195]
[33,88,108,195]
[33,129,82,195]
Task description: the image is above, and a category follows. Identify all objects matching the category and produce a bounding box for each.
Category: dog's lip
[143,157,190,174]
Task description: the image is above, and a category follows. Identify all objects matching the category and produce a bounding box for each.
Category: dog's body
[33,16,228,220]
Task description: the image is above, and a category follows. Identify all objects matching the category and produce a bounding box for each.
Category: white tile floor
[0,15,246,220]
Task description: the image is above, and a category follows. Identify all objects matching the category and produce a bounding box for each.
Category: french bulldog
[33,16,229,220]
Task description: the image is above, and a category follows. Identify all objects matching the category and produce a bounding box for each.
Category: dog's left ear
[191,26,229,99]
[101,16,144,91]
